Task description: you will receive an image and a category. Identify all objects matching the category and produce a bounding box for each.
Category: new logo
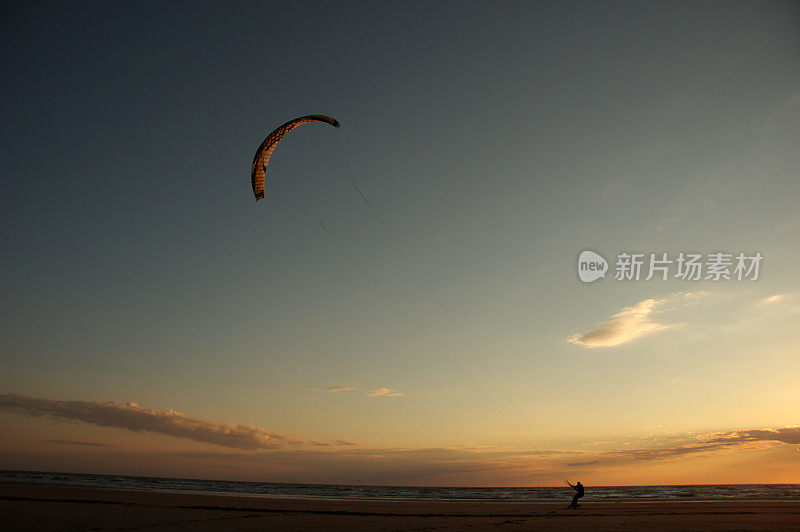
[578,250,608,283]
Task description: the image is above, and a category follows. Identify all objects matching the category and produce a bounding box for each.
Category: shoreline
[3,480,797,504]
[2,482,799,530]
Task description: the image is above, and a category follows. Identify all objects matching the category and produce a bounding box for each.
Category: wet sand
[1,481,798,530]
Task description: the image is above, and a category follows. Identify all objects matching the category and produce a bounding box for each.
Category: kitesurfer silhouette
[568,481,584,508]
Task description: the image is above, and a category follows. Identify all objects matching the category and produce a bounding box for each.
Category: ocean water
[2,470,799,501]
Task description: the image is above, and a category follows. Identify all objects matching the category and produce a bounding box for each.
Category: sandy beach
[1,482,798,531]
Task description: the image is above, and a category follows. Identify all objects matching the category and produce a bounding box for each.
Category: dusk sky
[2,1,799,486]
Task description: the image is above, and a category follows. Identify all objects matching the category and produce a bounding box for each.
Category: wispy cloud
[567,292,708,348]
[326,385,359,393]
[0,393,305,450]
[755,292,800,314]
[48,439,110,447]
[706,427,800,447]
[758,294,786,306]
[567,298,669,348]
[366,388,405,398]
[286,384,401,397]
[568,426,800,467]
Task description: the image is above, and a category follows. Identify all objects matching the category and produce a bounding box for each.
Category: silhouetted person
[568,481,584,507]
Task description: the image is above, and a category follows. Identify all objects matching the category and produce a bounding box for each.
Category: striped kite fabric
[251,115,340,201]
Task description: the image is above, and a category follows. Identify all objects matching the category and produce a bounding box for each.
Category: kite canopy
[251,115,340,201]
